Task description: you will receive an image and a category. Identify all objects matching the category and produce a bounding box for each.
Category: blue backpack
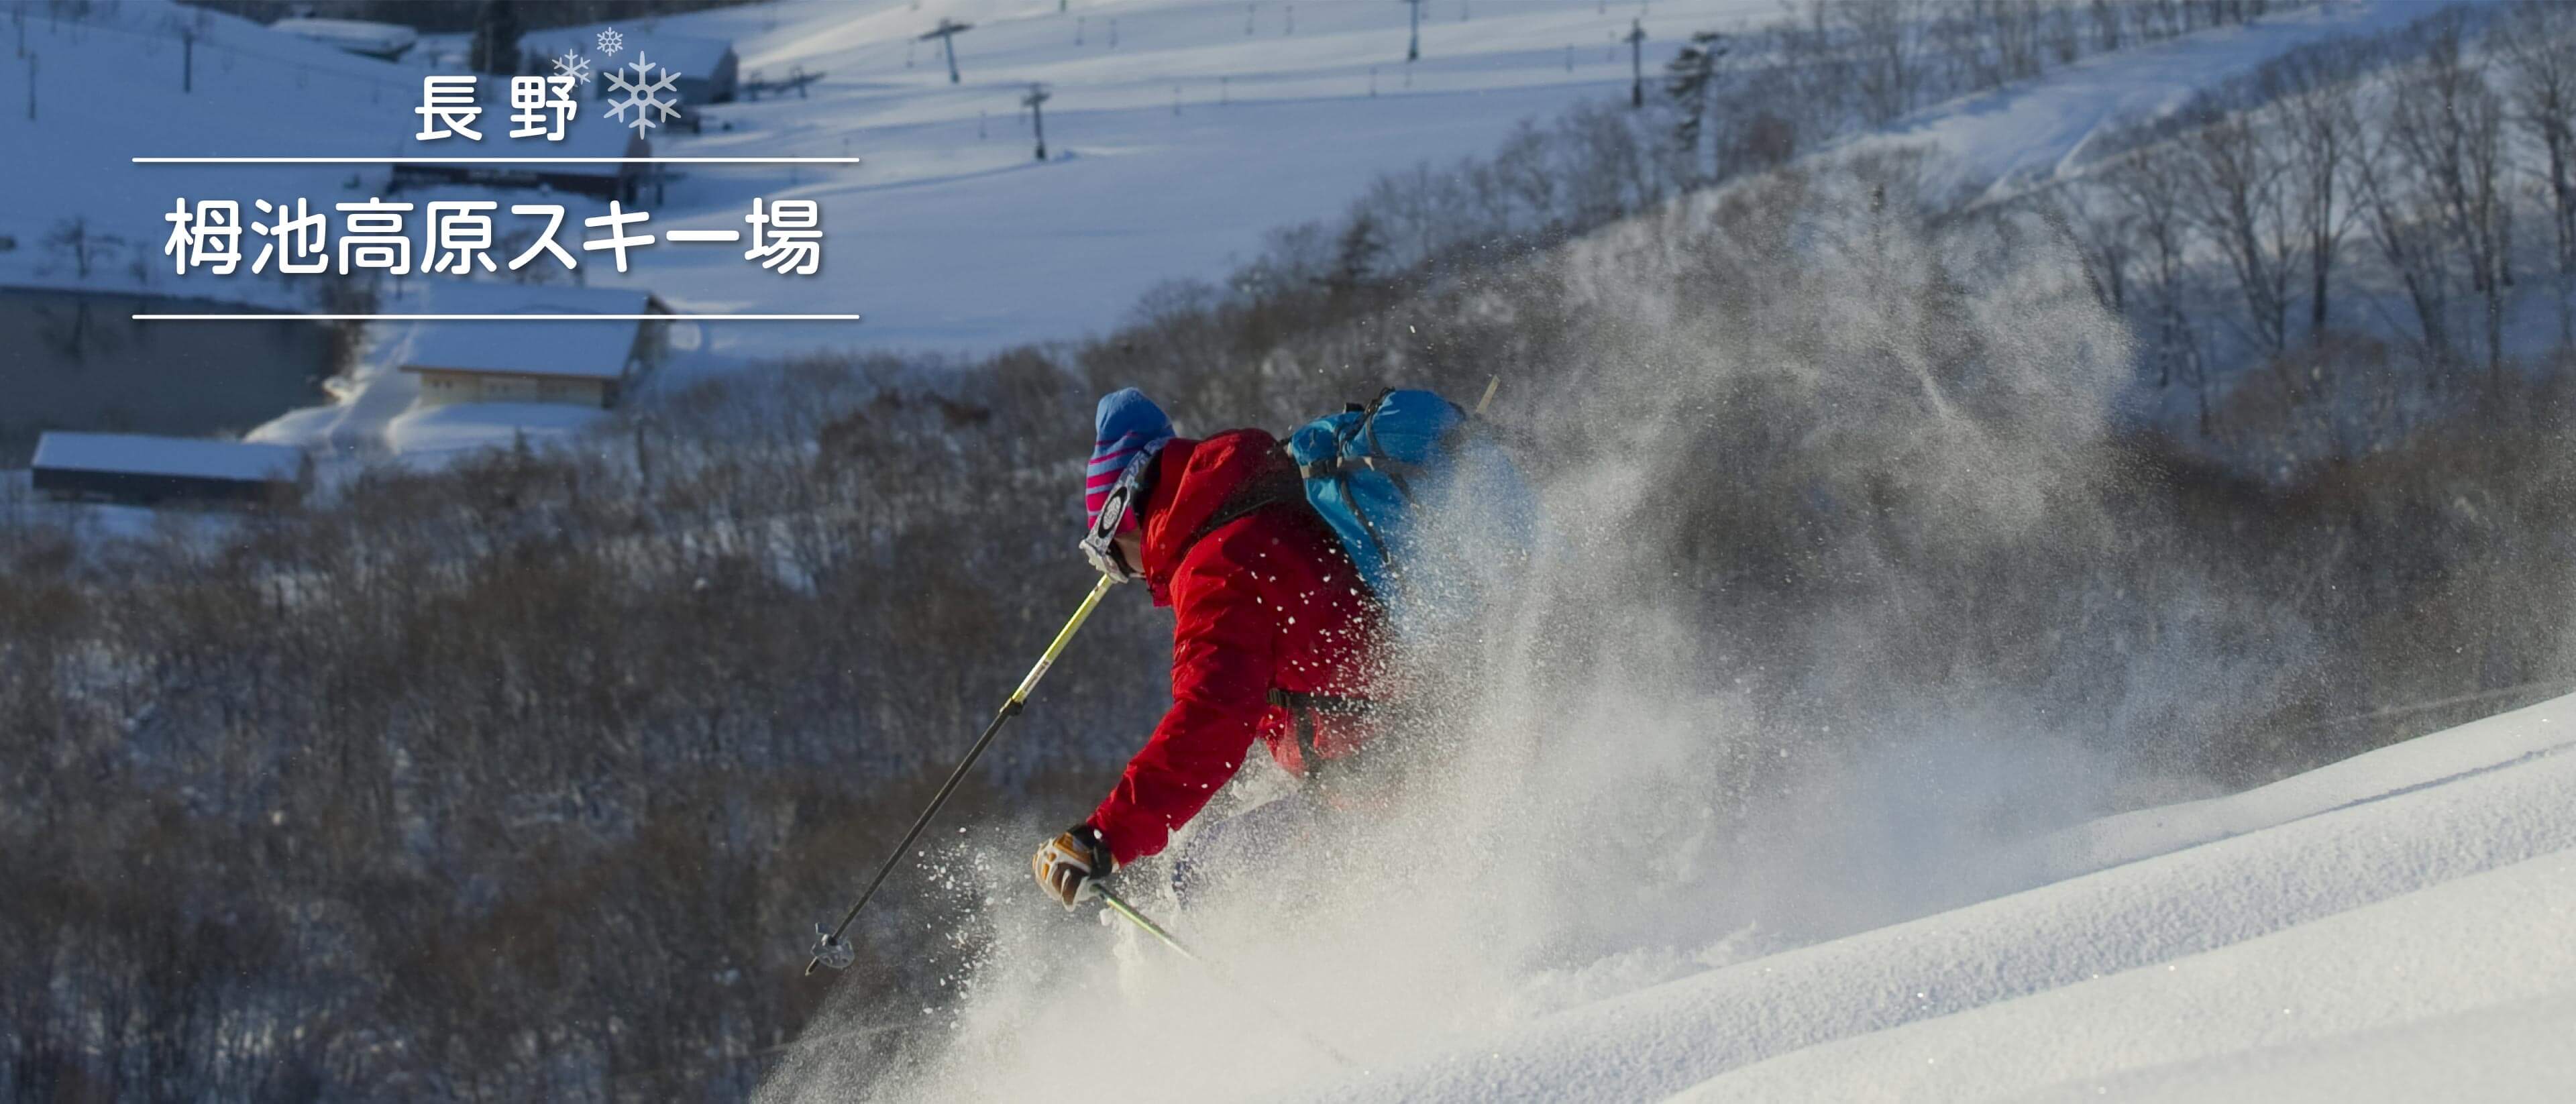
[1283,388,1532,603]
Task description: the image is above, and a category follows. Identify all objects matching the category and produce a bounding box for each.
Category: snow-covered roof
[396,317,650,380]
[522,26,737,82]
[32,433,305,483]
[268,18,419,58]
[406,280,667,318]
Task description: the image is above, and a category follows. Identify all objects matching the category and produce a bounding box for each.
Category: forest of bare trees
[2047,3,2576,466]
[1243,0,2294,290]
[12,1,2576,1099]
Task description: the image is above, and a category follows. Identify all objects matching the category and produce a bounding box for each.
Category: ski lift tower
[1023,82,1053,162]
[1625,18,1647,108]
[920,17,973,84]
[1400,0,1422,61]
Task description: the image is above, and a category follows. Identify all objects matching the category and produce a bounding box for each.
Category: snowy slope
[0,0,418,309]
[1672,850,2576,1103]
[3,0,1788,460]
[1287,694,2576,1103]
[5,0,2431,464]
[2,0,2415,355]
[509,0,1785,355]
[0,0,1782,355]
[1839,0,2431,209]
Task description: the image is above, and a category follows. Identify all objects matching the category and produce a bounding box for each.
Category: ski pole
[1095,885,1359,1068]
[807,575,1117,976]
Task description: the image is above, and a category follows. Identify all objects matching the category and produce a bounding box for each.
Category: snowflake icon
[603,52,684,135]
[551,48,592,85]
[596,27,625,56]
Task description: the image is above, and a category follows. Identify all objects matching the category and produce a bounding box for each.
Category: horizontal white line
[133,157,862,164]
[132,313,862,321]
[664,229,745,242]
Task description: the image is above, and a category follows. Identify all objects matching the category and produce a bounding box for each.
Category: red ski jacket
[1087,429,1381,866]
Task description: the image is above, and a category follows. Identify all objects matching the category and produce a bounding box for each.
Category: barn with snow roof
[387,100,651,203]
[32,433,309,506]
[395,285,672,410]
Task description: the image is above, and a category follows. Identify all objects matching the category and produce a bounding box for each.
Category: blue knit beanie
[1086,388,1174,528]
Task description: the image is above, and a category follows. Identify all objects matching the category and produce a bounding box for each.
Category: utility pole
[920,17,973,84]
[1022,82,1051,161]
[24,52,34,122]
[1401,0,1421,61]
[180,25,195,94]
[1626,18,1646,109]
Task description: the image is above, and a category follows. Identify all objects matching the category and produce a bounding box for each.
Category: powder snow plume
[757,153,2302,1103]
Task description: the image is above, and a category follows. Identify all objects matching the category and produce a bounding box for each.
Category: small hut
[32,433,309,506]
[396,286,672,410]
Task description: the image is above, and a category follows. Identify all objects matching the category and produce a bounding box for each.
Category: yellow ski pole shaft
[1095,885,1359,1068]
[806,575,1116,976]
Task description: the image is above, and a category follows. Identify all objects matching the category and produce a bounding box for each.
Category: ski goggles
[1079,440,1163,584]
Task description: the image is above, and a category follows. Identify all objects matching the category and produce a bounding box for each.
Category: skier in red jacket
[1032,388,1381,907]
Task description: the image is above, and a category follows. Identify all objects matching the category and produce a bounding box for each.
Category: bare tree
[2350,123,2454,379]
[1836,0,1927,125]
[2493,1,2576,287]
[2180,104,2296,357]
[2051,179,2133,314]
[2268,44,2365,339]
[2086,0,2123,52]
[42,215,121,279]
[2106,142,2210,431]
[2379,15,2511,382]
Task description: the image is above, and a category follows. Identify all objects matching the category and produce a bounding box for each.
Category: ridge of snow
[1296,692,2576,1103]
[1672,846,2576,1103]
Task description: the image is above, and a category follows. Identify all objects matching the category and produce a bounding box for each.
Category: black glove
[1031,823,1116,908]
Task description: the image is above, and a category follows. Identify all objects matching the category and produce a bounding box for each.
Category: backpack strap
[1267,688,1375,780]
[1175,447,1306,561]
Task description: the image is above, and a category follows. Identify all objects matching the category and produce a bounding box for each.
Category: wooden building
[396,287,671,410]
[388,109,650,203]
[32,432,309,506]
[268,17,419,62]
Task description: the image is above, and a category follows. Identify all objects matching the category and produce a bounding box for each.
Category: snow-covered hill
[3,0,2435,464]
[1303,694,2576,1103]
[791,690,2576,1103]
[0,0,1786,357]
[1840,0,2428,209]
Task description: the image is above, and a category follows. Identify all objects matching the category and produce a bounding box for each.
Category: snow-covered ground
[1287,693,2576,1103]
[794,689,2576,1104]
[1848,0,2429,209]
[0,0,2431,464]
[0,0,1786,353]
[1,0,1783,461]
